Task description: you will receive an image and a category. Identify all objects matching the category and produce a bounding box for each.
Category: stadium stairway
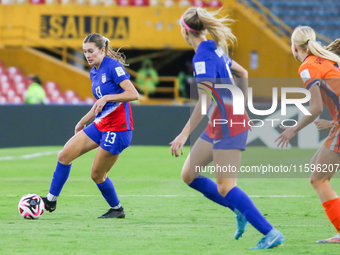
[257,0,340,40]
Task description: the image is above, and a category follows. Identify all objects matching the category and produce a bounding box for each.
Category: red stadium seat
[0,82,11,94]
[0,74,9,84]
[13,74,24,85]
[65,89,81,104]
[13,96,23,104]
[6,89,16,103]
[49,90,62,102]
[130,0,149,6]
[0,96,7,105]
[191,0,208,7]
[15,82,27,97]
[56,96,66,105]
[179,0,191,6]
[30,0,45,4]
[209,0,222,7]
[84,97,95,105]
[116,0,129,5]
[7,67,21,76]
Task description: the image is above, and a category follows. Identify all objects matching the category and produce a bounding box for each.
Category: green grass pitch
[0,146,340,254]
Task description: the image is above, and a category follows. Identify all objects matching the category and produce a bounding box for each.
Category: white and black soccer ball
[18,194,45,219]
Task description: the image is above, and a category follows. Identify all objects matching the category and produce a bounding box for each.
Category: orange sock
[322,197,340,233]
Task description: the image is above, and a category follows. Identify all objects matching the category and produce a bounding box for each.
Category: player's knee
[181,171,192,184]
[91,171,105,183]
[217,184,232,197]
[57,150,70,165]
[310,177,328,189]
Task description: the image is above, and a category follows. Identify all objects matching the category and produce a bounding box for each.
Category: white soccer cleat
[317,233,340,243]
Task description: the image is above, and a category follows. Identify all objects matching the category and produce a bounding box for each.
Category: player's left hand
[170,133,188,157]
[275,126,297,148]
[94,96,108,116]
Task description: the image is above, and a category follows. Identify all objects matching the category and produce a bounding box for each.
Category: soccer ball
[18,194,45,219]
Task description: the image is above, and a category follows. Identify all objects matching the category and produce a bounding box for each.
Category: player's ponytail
[83,33,127,66]
[292,26,340,65]
[106,44,127,66]
[325,39,340,58]
[182,7,236,55]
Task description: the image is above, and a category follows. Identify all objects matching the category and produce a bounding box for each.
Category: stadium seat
[65,89,81,104]
[0,96,7,105]
[0,62,88,105]
[116,0,129,5]
[130,0,149,5]
[191,0,208,7]
[7,67,20,75]
[0,82,11,94]
[209,0,222,8]
[258,0,340,40]
[179,0,190,7]
[14,82,27,97]
[1,74,9,84]
[85,97,95,105]
[6,89,16,103]
[30,0,45,3]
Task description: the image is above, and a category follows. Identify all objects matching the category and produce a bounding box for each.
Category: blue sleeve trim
[306,79,320,90]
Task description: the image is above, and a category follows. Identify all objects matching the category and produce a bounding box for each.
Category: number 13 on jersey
[95,86,102,98]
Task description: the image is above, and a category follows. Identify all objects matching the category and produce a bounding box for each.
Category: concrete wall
[0,105,206,148]
[0,104,331,149]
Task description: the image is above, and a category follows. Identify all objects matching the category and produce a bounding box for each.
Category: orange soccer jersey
[299,55,340,152]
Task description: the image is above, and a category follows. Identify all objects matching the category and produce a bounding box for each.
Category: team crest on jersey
[102,73,106,83]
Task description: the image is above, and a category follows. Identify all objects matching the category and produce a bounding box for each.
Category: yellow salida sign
[40,15,129,40]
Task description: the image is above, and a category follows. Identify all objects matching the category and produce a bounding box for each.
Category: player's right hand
[75,122,86,134]
[170,133,188,157]
[314,119,334,131]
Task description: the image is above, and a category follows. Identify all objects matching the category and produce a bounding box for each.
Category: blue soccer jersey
[192,39,249,139]
[90,56,133,132]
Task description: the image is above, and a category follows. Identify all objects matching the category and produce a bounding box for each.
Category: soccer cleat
[41,197,57,213]
[250,229,285,249]
[234,209,248,240]
[97,207,125,219]
[317,233,340,243]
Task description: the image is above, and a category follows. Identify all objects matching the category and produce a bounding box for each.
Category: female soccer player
[276,26,340,243]
[170,7,284,249]
[42,33,139,218]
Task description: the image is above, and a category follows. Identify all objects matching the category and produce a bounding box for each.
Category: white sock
[111,203,121,209]
[47,193,58,202]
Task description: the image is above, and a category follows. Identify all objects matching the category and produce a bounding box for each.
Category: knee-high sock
[96,177,120,207]
[323,197,340,233]
[49,161,71,197]
[225,186,273,235]
[188,175,235,210]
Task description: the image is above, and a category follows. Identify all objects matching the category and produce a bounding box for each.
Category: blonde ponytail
[182,7,236,55]
[325,39,340,57]
[292,26,340,65]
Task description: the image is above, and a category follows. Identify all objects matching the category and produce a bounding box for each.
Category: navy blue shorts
[83,123,132,155]
[200,130,248,151]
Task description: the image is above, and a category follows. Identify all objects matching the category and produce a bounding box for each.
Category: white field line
[2,194,312,198]
[0,151,59,161]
